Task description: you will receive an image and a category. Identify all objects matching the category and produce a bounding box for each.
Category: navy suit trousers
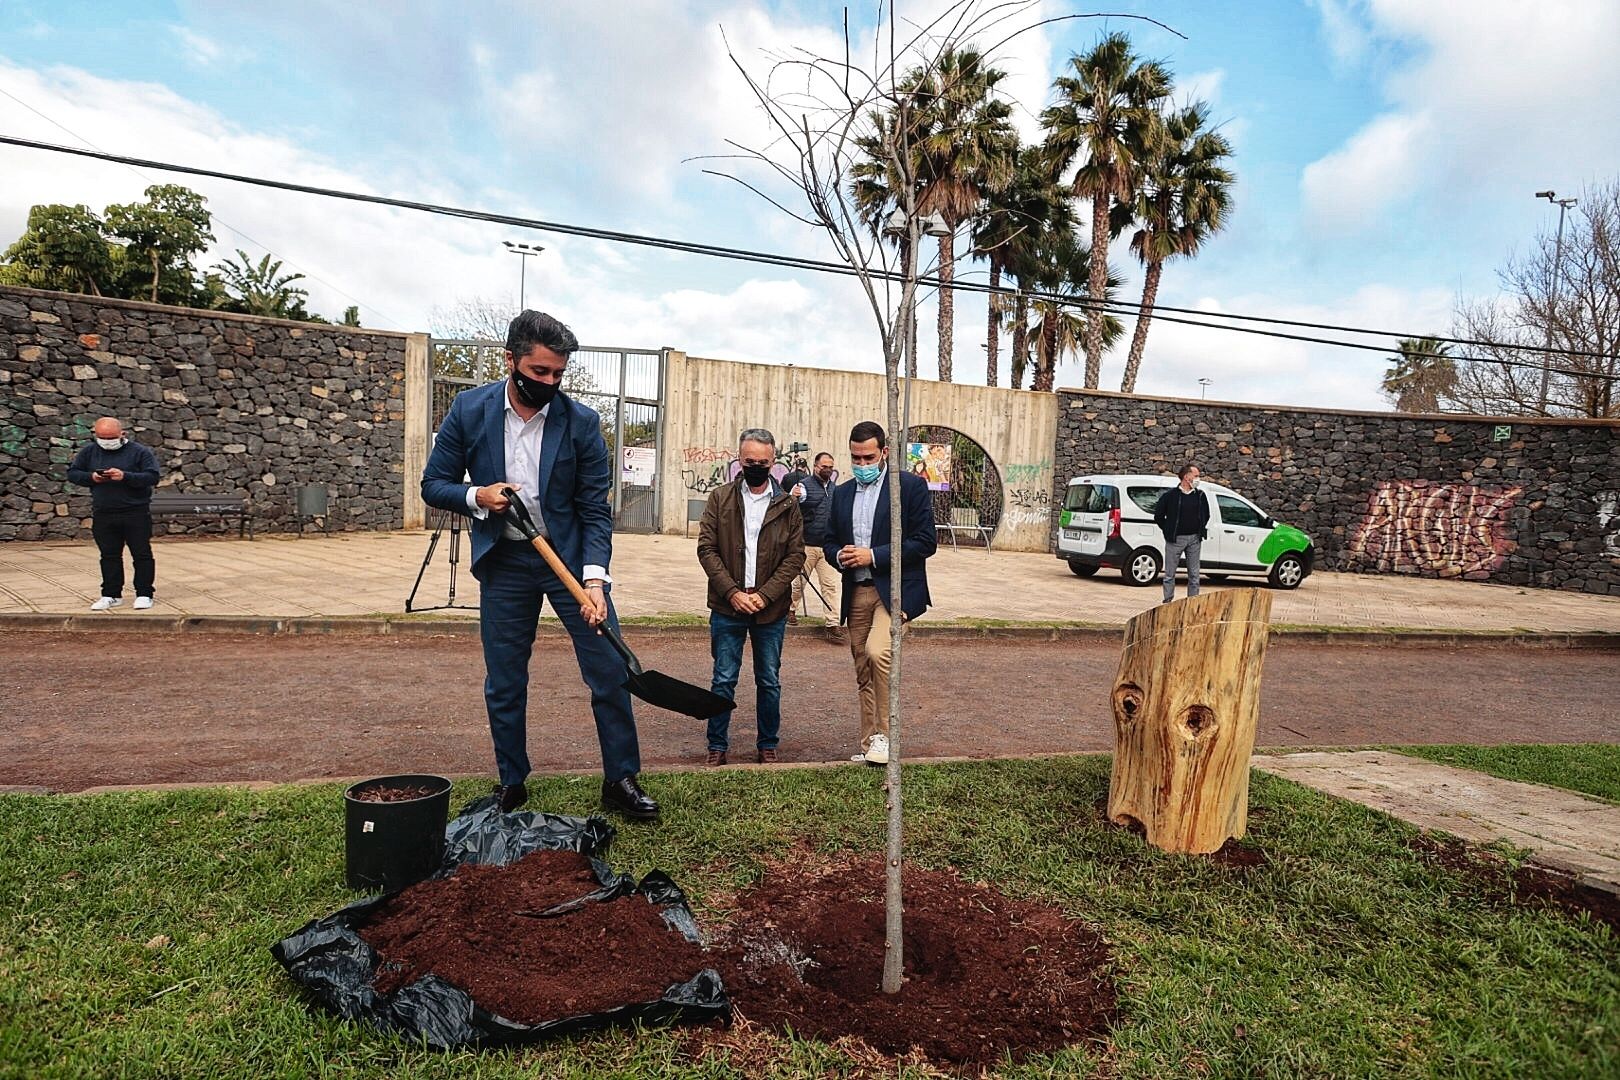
[477,540,641,785]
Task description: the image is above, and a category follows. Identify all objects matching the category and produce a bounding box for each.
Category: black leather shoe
[493,782,528,813]
[601,775,660,821]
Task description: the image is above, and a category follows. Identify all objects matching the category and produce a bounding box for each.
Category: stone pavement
[3,530,1620,630]
[1254,750,1620,890]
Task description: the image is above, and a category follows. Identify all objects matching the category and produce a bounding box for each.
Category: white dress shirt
[466,382,609,583]
[740,482,772,589]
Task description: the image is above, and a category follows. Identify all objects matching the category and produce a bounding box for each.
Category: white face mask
[96,436,125,451]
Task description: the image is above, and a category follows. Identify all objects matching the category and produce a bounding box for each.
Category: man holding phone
[67,417,162,611]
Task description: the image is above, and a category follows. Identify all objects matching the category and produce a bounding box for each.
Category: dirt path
[2,631,1616,792]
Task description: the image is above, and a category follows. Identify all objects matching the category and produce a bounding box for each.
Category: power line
[0,103,403,329]
[1,133,1616,385]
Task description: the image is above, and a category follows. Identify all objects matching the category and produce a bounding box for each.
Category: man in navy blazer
[420,309,657,820]
[823,420,936,766]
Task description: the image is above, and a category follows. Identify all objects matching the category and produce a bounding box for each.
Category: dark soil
[349,783,441,803]
[358,850,709,1021]
[706,854,1118,1070]
[1407,834,1620,934]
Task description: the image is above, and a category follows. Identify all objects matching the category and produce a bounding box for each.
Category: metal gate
[428,340,666,532]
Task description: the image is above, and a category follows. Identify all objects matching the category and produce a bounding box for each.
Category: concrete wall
[657,352,1058,552]
[1054,389,1620,594]
[0,284,429,539]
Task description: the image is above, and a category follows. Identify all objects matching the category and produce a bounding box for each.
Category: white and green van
[1056,473,1314,589]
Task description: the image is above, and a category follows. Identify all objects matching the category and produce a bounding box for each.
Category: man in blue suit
[420,310,657,820]
[823,420,936,766]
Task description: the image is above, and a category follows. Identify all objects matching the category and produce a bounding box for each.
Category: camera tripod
[405,509,478,613]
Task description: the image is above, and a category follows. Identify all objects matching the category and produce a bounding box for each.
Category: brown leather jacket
[697,477,805,623]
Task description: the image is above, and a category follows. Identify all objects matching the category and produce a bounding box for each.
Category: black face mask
[512,369,559,410]
[740,463,772,487]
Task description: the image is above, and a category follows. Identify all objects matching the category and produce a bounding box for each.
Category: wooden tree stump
[1107,589,1273,854]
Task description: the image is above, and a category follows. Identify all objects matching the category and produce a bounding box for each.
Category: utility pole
[1534,191,1576,414]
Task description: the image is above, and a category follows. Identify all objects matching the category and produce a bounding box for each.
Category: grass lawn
[1392,744,1620,804]
[2,756,1616,1079]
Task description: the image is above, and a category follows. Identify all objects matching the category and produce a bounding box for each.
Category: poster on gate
[621,446,657,487]
[906,442,951,491]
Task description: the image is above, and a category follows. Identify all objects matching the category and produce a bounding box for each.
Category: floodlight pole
[503,240,545,311]
[1534,191,1576,414]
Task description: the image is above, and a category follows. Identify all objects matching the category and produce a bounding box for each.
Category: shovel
[497,487,733,720]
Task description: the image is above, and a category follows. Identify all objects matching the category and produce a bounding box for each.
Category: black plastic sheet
[270,805,729,1049]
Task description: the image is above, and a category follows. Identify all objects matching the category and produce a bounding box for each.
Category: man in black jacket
[1152,463,1210,603]
[784,451,839,624]
[67,417,162,611]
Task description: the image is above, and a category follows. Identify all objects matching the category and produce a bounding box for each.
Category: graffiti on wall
[1345,480,1523,578]
[1001,459,1051,485]
[1001,486,1052,529]
[1598,491,1620,558]
[680,444,811,495]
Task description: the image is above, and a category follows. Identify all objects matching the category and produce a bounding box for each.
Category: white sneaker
[89,596,122,611]
[132,597,153,610]
[863,733,890,766]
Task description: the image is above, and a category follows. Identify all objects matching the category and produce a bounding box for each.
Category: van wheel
[1124,548,1162,587]
[1268,553,1306,590]
[1068,560,1099,578]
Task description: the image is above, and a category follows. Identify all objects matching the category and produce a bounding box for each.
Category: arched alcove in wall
[904,424,1003,545]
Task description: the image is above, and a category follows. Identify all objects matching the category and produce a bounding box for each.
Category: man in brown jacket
[696,428,805,765]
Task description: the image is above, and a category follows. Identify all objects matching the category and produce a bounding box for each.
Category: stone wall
[1053,390,1620,595]
[0,285,416,539]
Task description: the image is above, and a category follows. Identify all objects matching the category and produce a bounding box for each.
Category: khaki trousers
[791,545,840,618]
[846,583,902,746]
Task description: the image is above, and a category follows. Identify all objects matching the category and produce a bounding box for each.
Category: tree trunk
[1108,590,1274,854]
[149,249,161,303]
[1033,317,1058,392]
[1083,190,1109,389]
[1010,291,1028,389]
[1119,259,1163,394]
[985,257,1000,388]
[936,231,954,382]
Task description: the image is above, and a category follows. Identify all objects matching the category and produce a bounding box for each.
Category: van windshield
[1064,484,1114,513]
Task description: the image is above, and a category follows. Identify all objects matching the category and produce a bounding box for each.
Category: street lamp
[1534,191,1577,414]
[1197,377,1212,399]
[502,240,545,311]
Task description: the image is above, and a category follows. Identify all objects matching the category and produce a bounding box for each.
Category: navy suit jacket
[823,468,936,623]
[420,380,613,580]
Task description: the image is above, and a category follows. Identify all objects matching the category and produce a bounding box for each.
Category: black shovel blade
[624,668,733,720]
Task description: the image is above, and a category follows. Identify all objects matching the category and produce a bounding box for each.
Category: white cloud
[1301,0,1620,234]
[170,26,226,67]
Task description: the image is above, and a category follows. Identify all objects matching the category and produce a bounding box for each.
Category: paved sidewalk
[3,531,1620,630]
[1254,750,1620,890]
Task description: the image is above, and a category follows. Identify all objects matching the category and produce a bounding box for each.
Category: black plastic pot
[343,774,452,892]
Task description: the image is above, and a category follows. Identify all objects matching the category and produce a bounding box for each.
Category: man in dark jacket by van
[67,417,161,611]
[1153,464,1210,603]
[696,428,805,765]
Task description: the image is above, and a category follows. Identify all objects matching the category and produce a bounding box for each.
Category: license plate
[1063,528,1086,540]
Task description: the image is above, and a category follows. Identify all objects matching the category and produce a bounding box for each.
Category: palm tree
[1041,32,1171,388]
[214,250,309,319]
[1026,224,1125,391]
[906,47,1017,382]
[853,109,923,379]
[1382,337,1456,412]
[1119,102,1234,393]
[971,145,1066,388]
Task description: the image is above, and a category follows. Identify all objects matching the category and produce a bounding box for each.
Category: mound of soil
[358,850,709,1022]
[349,782,440,802]
[1408,834,1620,933]
[707,855,1117,1069]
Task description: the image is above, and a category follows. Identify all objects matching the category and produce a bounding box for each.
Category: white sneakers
[863,733,890,766]
[89,597,122,611]
[132,597,153,610]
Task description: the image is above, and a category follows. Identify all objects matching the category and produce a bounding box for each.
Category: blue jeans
[477,540,641,786]
[707,609,786,753]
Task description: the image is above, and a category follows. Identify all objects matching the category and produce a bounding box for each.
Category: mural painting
[1345,480,1523,579]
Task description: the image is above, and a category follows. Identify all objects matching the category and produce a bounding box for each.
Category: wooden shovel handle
[498,486,594,609]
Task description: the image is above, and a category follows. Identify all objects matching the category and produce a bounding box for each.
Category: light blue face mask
[852,463,883,485]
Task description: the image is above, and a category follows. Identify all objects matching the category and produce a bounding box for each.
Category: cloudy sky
[2,0,1617,408]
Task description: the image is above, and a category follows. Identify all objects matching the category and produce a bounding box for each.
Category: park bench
[148,491,253,538]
